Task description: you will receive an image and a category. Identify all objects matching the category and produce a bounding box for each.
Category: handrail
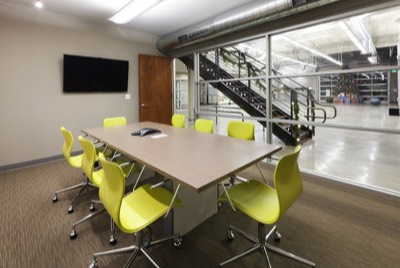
[203,46,338,142]
[314,102,337,119]
[303,106,327,123]
[202,105,244,123]
[195,111,400,135]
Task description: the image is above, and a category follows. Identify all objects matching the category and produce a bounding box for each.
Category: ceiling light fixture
[367,55,377,64]
[281,36,342,66]
[339,21,367,54]
[35,0,43,9]
[272,53,317,68]
[109,0,164,24]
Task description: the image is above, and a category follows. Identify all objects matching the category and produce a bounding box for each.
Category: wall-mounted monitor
[63,54,129,93]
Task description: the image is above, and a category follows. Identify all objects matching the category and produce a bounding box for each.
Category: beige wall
[0,17,159,168]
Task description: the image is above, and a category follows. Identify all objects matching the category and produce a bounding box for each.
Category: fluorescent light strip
[109,0,164,24]
[281,36,342,66]
[350,17,376,55]
[368,56,377,64]
[272,53,317,68]
[339,21,367,54]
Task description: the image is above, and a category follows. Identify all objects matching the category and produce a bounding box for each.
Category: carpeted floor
[0,159,399,267]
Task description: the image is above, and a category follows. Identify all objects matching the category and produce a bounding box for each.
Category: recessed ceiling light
[109,0,164,24]
[35,0,43,9]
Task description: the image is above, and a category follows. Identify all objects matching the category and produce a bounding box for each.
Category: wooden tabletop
[82,122,281,193]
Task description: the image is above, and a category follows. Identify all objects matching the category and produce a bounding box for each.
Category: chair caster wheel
[173,236,182,248]
[109,235,117,245]
[274,231,281,241]
[68,205,74,214]
[52,195,58,203]
[89,259,98,268]
[89,203,95,212]
[70,229,77,239]
[228,229,235,240]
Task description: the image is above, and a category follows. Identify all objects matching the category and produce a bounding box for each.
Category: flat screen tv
[63,54,129,93]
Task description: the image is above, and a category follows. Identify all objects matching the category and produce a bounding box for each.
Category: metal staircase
[179,47,336,145]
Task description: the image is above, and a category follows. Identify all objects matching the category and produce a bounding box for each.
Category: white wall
[0,17,159,168]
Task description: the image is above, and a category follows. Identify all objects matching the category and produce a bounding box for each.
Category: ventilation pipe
[156,0,340,55]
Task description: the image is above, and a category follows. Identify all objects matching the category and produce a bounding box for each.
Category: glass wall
[189,4,400,195]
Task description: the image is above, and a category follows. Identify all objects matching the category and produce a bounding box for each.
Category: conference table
[82,121,281,234]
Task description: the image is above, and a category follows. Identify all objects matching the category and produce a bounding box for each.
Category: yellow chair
[101,116,127,158]
[70,136,139,244]
[103,116,127,127]
[89,153,182,268]
[194,118,214,133]
[227,120,255,141]
[52,127,86,213]
[224,120,257,187]
[219,146,315,267]
[171,114,185,128]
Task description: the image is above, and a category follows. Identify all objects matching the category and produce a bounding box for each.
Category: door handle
[140,103,148,107]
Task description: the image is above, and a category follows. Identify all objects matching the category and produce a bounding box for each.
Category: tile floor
[185,103,400,196]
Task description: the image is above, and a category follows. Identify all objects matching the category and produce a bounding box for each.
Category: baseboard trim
[0,151,82,173]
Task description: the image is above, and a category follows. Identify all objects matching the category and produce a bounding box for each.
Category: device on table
[131,128,161,137]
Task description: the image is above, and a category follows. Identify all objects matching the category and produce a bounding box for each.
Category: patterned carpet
[0,160,399,267]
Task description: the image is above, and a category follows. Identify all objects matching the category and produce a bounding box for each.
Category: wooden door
[139,54,172,124]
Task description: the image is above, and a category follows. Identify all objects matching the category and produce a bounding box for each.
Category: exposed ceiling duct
[156,0,341,56]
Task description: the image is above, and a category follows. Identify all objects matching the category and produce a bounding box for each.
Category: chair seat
[91,169,104,187]
[69,154,83,169]
[224,180,280,225]
[120,184,182,233]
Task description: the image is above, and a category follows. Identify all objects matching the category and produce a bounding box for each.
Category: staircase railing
[180,46,336,145]
[206,48,336,125]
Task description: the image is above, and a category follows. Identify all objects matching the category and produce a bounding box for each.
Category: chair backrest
[227,121,255,141]
[274,145,303,216]
[171,114,185,128]
[194,119,214,134]
[98,153,125,229]
[60,127,74,163]
[78,136,97,183]
[103,116,127,127]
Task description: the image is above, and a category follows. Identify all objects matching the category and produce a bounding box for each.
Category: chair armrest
[132,165,146,191]
[149,179,181,219]
[231,175,249,183]
[111,151,122,161]
[164,184,181,219]
[119,161,134,168]
[150,179,170,190]
[220,182,237,212]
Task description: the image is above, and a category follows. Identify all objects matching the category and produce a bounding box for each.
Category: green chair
[219,146,315,267]
[70,136,139,244]
[52,127,85,213]
[194,118,214,133]
[227,120,255,141]
[171,114,185,128]
[89,153,182,268]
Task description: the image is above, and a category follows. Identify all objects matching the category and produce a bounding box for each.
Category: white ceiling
[0,0,258,38]
[0,0,399,62]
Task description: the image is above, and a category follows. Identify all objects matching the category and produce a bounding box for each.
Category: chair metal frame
[69,137,139,244]
[53,127,91,214]
[219,146,316,268]
[89,153,182,268]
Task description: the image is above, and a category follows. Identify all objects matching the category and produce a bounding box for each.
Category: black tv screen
[63,54,129,93]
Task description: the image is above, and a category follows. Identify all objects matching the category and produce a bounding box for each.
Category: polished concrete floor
[187,103,400,196]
